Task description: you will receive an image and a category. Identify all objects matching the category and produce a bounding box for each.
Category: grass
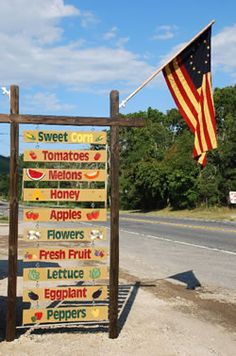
[121,206,236,221]
[0,216,9,223]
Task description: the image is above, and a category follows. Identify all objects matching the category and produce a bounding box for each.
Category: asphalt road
[85,212,236,290]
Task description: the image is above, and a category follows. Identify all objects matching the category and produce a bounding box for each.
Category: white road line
[79,224,236,256]
[119,229,236,256]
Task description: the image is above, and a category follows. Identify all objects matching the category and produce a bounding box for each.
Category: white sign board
[229,191,236,204]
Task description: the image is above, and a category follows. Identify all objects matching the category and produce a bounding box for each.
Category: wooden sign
[23,305,108,324]
[23,247,107,262]
[23,227,106,242]
[23,208,107,222]
[23,188,106,202]
[24,149,107,162]
[24,130,107,144]
[23,168,107,182]
[23,266,108,282]
[23,286,107,302]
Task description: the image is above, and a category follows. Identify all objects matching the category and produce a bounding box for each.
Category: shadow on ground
[168,270,201,290]
[0,281,142,341]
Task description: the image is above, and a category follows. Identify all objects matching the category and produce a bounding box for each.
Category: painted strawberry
[86,213,93,221]
[29,151,37,160]
[25,211,33,219]
[92,211,99,219]
[94,152,101,161]
[32,213,39,220]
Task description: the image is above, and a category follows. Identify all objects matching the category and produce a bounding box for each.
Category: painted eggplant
[92,288,103,299]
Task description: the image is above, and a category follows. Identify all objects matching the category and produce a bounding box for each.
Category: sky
[0,0,235,156]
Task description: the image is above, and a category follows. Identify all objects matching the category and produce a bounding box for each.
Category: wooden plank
[23,285,107,302]
[23,266,108,282]
[6,85,19,341]
[23,149,107,162]
[109,90,120,339]
[0,113,145,127]
[23,305,108,325]
[23,130,107,144]
[23,247,107,262]
[23,168,107,182]
[23,208,107,222]
[22,227,106,242]
[23,188,107,202]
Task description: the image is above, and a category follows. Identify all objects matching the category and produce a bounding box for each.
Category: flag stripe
[199,92,211,152]
[169,61,199,125]
[163,64,202,155]
[205,73,217,148]
[177,58,201,103]
[163,64,197,133]
[173,59,200,114]
[200,75,215,150]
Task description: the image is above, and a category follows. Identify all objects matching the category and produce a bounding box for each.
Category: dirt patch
[120,270,236,332]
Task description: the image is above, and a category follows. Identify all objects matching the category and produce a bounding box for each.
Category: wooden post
[109,90,120,338]
[6,85,19,341]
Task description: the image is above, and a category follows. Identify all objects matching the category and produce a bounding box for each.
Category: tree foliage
[119,85,236,210]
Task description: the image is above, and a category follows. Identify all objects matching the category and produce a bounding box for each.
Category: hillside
[0,155,9,174]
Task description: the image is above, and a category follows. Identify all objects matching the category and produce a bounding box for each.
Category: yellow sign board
[23,247,107,262]
[24,130,107,144]
[23,305,108,324]
[23,168,107,182]
[23,227,106,242]
[23,208,107,222]
[23,266,108,282]
[24,149,107,162]
[23,188,106,202]
[23,286,107,302]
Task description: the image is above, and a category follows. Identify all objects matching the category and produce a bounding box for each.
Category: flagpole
[119,20,215,109]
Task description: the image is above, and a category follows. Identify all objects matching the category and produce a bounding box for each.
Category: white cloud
[0,0,80,44]
[0,1,154,92]
[23,91,75,113]
[152,25,178,41]
[212,24,236,74]
[103,27,118,40]
[80,10,99,28]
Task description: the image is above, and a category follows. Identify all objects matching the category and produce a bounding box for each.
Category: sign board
[23,286,107,302]
[229,191,236,204]
[23,208,107,222]
[23,227,106,242]
[23,247,107,262]
[23,266,108,282]
[23,188,106,202]
[23,168,107,182]
[24,130,107,144]
[3,87,144,341]
[24,149,107,162]
[23,305,108,324]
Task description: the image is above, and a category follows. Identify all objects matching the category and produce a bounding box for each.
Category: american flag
[162,26,217,165]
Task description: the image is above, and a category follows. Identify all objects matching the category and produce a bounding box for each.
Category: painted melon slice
[84,171,100,179]
[26,168,45,181]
